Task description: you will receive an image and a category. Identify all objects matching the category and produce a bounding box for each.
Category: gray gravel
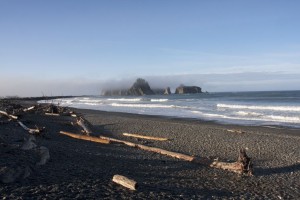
[1,107,300,199]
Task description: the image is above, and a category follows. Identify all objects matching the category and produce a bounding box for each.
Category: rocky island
[101,78,202,96]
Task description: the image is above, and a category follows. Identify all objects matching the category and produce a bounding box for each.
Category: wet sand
[1,100,300,199]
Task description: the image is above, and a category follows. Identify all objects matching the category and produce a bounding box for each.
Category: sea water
[42,91,300,128]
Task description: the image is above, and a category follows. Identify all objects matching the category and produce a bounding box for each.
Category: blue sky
[1,0,300,96]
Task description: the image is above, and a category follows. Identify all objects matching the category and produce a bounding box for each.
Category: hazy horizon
[1,1,300,97]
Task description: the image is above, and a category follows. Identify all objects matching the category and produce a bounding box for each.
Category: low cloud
[1,72,299,97]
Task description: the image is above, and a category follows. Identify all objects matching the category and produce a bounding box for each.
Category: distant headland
[101,78,202,96]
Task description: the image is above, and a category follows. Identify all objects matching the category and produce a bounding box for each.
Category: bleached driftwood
[23,106,35,112]
[17,121,43,134]
[36,146,50,166]
[99,136,194,161]
[77,118,92,135]
[100,136,253,175]
[123,133,168,141]
[45,112,60,116]
[227,129,245,134]
[59,131,110,144]
[0,110,18,120]
[112,175,138,190]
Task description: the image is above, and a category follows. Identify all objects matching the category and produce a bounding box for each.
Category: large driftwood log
[123,133,168,141]
[77,117,92,135]
[100,136,253,175]
[100,136,195,161]
[0,110,18,120]
[112,175,138,190]
[59,131,110,144]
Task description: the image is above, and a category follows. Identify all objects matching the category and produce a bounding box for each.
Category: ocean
[43,90,300,128]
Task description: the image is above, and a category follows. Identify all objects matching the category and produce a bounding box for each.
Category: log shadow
[255,163,300,176]
[92,124,116,136]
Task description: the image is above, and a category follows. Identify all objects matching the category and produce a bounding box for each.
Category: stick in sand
[123,133,168,141]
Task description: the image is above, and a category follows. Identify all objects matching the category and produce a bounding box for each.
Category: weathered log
[100,136,253,175]
[210,149,253,175]
[17,121,43,134]
[100,136,137,147]
[112,175,138,190]
[36,146,50,166]
[99,136,194,161]
[59,131,110,144]
[0,110,18,120]
[45,112,60,116]
[77,118,92,135]
[123,133,168,141]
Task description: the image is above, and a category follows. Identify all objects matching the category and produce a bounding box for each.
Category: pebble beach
[1,99,300,199]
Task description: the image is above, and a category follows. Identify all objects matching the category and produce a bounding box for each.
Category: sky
[1,0,300,97]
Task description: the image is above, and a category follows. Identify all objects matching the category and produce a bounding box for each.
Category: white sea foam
[236,111,263,117]
[217,104,300,112]
[107,98,141,102]
[111,103,174,108]
[150,99,168,102]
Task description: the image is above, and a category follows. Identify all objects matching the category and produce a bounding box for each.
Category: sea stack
[175,86,202,94]
[127,78,155,96]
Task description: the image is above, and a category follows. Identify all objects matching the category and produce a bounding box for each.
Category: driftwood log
[100,136,253,175]
[17,121,44,134]
[76,118,92,135]
[100,136,194,161]
[123,133,168,141]
[112,175,138,190]
[45,112,60,116]
[227,129,245,134]
[23,106,35,112]
[59,131,110,144]
[0,110,18,120]
[210,149,253,175]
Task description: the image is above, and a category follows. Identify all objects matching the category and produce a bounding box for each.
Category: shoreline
[73,108,300,137]
[1,99,300,199]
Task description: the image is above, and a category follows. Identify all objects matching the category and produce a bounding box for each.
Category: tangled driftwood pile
[0,100,254,188]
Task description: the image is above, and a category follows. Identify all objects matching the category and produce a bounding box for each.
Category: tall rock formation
[127,78,155,96]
